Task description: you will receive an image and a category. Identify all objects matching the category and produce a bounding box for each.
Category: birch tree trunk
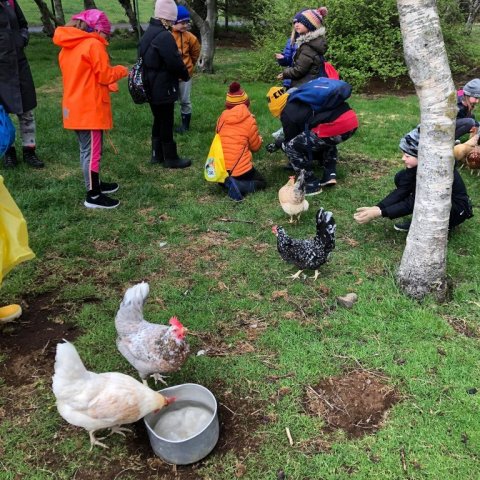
[117,0,141,36]
[52,0,65,25]
[465,0,480,34]
[83,0,97,9]
[396,0,457,300]
[32,0,56,36]
[178,0,217,73]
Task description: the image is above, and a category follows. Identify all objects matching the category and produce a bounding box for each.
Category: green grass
[1,36,479,479]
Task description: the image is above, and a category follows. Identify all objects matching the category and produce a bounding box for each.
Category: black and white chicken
[272,208,336,280]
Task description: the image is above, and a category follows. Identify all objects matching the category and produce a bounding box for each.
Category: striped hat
[225,82,250,109]
[72,9,111,35]
[399,126,420,157]
[294,7,327,32]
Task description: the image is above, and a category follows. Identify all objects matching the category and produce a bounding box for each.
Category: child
[278,7,328,89]
[353,127,473,231]
[216,82,265,201]
[455,78,480,140]
[53,10,128,209]
[172,5,200,134]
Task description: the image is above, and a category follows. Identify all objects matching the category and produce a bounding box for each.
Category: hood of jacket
[295,28,326,50]
[53,26,107,49]
[219,104,252,128]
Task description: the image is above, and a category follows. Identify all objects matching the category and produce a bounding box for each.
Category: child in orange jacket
[216,82,265,201]
[53,10,128,209]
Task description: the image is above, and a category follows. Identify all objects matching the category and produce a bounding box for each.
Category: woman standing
[0,0,44,168]
[141,0,191,168]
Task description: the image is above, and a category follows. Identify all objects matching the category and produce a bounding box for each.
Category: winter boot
[320,146,337,187]
[162,141,191,169]
[3,146,18,168]
[175,113,191,134]
[151,137,163,164]
[22,146,44,168]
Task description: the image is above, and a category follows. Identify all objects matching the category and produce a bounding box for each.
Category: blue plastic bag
[0,105,15,157]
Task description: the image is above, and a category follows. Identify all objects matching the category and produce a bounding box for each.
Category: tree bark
[465,0,480,34]
[117,0,141,36]
[396,0,457,300]
[178,0,217,73]
[32,0,56,36]
[83,0,97,9]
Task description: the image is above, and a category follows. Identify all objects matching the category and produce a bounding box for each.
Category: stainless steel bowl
[144,383,219,465]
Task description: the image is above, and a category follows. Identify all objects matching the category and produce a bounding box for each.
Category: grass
[1,35,480,479]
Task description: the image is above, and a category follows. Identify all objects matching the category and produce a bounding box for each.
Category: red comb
[169,316,183,329]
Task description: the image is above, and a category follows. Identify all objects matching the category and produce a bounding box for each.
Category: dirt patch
[216,30,253,48]
[304,370,401,438]
[0,293,81,386]
[443,315,479,338]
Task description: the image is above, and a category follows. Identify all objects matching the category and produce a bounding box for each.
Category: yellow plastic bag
[204,133,228,183]
[0,176,35,284]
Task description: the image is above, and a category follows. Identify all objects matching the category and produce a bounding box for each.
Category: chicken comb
[169,316,183,329]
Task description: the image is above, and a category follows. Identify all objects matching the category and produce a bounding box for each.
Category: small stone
[466,388,478,395]
[277,470,286,480]
[336,293,358,308]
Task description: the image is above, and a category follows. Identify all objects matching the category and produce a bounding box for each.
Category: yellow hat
[267,86,289,118]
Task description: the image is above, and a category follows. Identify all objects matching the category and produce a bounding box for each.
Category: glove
[354,206,382,224]
[266,142,279,153]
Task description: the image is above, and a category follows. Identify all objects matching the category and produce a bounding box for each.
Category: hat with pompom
[293,6,327,32]
[72,9,111,35]
[225,82,250,109]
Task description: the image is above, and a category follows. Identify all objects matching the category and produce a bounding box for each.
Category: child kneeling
[217,82,265,201]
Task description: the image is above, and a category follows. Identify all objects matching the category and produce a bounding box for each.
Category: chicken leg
[151,373,168,385]
[89,430,109,450]
[288,270,303,280]
[309,270,320,281]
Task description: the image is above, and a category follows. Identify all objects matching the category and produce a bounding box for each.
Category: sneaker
[394,221,411,232]
[100,181,119,194]
[320,173,337,187]
[305,180,322,196]
[224,177,244,202]
[84,192,120,209]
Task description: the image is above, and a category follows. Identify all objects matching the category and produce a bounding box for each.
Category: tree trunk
[53,0,65,25]
[396,0,457,301]
[179,0,217,73]
[118,0,141,36]
[465,0,480,34]
[83,0,97,9]
[32,0,56,36]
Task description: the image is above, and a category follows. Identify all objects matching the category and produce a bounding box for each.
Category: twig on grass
[285,427,294,446]
[217,217,256,224]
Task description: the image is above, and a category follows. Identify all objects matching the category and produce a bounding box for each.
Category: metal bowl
[144,383,219,465]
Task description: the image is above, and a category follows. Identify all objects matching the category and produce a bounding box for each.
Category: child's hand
[277,73,284,80]
[354,206,381,224]
[275,53,284,60]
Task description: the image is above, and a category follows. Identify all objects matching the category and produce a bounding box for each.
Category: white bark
[396,0,457,300]
[465,0,480,33]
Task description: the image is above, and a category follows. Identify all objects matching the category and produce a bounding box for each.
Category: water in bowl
[153,400,214,441]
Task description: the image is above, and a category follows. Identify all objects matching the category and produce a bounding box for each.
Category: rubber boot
[320,146,337,187]
[151,137,163,164]
[175,113,191,134]
[3,146,18,168]
[162,141,191,169]
[23,146,44,168]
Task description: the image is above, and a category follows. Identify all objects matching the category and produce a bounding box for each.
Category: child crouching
[216,82,265,201]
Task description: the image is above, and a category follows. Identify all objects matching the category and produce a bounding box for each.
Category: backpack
[204,133,228,183]
[0,106,15,157]
[288,77,352,112]
[128,56,150,104]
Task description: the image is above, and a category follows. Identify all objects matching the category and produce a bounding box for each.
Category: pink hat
[154,0,178,21]
[72,9,112,36]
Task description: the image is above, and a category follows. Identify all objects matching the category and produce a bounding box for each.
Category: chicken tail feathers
[53,341,88,387]
[122,282,149,308]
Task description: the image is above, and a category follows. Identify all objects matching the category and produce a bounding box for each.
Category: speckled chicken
[272,208,335,280]
[278,169,309,223]
[52,341,174,450]
[115,282,190,385]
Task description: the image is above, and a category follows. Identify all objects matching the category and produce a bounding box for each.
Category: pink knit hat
[72,9,112,35]
[154,0,178,21]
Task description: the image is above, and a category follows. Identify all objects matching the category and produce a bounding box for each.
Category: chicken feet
[89,430,109,450]
[309,270,320,281]
[288,270,304,280]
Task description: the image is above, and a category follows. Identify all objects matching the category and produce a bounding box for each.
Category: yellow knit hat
[267,86,289,118]
[225,82,250,109]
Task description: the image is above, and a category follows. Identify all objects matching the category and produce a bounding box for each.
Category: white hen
[278,169,309,223]
[52,341,173,449]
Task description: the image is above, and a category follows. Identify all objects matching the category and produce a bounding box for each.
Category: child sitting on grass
[353,127,473,231]
[216,82,265,201]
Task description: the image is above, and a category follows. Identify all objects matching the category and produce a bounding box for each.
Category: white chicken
[52,341,173,450]
[115,282,190,385]
[278,169,309,223]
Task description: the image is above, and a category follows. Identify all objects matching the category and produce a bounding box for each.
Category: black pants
[231,168,267,195]
[150,102,175,143]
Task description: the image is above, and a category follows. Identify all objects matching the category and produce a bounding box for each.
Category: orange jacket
[172,30,200,77]
[216,104,262,177]
[53,26,128,130]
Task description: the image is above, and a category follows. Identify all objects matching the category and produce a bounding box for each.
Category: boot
[151,137,163,164]
[162,141,191,169]
[320,146,337,187]
[3,146,18,168]
[175,113,191,134]
[22,146,44,168]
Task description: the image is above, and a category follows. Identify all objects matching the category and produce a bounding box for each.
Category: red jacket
[216,105,262,176]
[53,26,128,130]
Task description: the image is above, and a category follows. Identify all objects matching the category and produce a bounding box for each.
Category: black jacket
[377,167,472,227]
[0,0,36,114]
[139,18,189,105]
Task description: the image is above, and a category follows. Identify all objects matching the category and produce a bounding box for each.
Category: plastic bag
[0,105,15,157]
[0,176,35,284]
[204,134,228,183]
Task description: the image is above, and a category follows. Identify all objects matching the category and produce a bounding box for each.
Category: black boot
[162,141,191,169]
[320,146,337,187]
[3,146,18,168]
[23,146,44,168]
[151,137,163,164]
[175,113,191,134]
